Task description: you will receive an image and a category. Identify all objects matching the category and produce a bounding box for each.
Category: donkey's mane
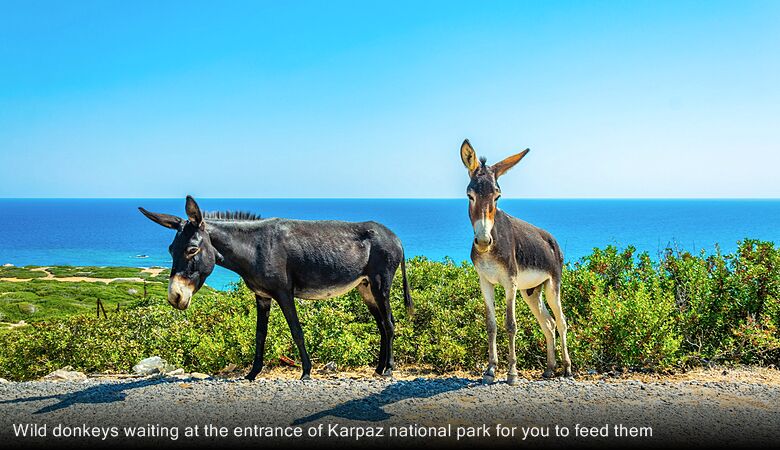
[203,211,262,221]
[479,156,488,167]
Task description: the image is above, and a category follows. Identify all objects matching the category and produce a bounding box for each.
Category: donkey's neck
[205,221,262,280]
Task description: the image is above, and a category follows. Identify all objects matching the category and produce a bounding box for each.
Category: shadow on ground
[292,377,473,425]
[0,378,166,414]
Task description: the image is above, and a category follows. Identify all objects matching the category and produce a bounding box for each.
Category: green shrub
[1,240,779,380]
[572,283,681,370]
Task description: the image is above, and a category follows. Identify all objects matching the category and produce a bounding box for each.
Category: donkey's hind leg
[368,273,396,377]
[544,278,572,377]
[358,280,388,376]
[521,284,557,378]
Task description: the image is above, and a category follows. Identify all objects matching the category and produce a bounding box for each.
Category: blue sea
[1,199,778,290]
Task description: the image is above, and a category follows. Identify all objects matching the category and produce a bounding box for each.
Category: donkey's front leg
[275,291,312,380]
[503,282,519,386]
[246,296,272,381]
[479,277,498,384]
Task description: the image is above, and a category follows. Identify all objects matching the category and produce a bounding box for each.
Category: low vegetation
[0,280,168,323]
[0,266,170,325]
[0,265,47,279]
[1,240,779,380]
[43,266,170,282]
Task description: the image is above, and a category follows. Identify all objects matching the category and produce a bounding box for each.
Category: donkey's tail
[401,253,414,318]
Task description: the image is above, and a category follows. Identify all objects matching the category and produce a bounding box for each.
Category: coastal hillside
[0,266,170,326]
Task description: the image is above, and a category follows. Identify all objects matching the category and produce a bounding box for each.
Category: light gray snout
[473,218,494,252]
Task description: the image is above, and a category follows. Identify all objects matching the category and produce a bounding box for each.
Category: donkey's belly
[475,257,550,289]
[513,269,550,289]
[295,276,368,300]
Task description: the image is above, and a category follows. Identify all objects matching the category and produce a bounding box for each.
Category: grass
[0,266,47,279]
[45,266,170,281]
[0,265,172,325]
[0,279,169,324]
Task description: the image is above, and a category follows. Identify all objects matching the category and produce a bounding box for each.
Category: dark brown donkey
[139,196,412,380]
[460,139,571,384]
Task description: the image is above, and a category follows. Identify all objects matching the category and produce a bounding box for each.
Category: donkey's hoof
[244,372,259,381]
[506,374,519,386]
[564,368,573,378]
[300,374,311,381]
[373,368,393,378]
[482,366,496,384]
[542,369,555,379]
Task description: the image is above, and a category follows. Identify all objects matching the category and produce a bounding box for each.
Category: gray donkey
[460,140,571,384]
[139,196,412,380]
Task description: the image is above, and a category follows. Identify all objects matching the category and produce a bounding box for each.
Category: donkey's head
[138,196,222,310]
[460,139,529,253]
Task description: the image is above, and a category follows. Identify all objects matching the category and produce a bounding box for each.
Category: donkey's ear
[460,139,480,175]
[492,148,530,179]
[138,207,184,230]
[185,195,203,226]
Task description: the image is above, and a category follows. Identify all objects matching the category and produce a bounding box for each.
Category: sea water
[1,199,778,290]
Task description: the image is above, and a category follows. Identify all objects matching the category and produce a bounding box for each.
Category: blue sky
[1,1,778,198]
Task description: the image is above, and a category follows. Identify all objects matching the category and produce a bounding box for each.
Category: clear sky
[1,1,778,198]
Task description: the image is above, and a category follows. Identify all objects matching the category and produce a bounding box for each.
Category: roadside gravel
[1,369,779,448]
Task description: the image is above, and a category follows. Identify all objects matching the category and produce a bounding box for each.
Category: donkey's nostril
[170,293,181,306]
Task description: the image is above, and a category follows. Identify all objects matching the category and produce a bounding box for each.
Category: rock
[133,356,174,375]
[218,363,238,375]
[318,361,337,374]
[166,368,184,376]
[18,303,37,315]
[189,372,211,380]
[0,377,9,383]
[44,367,87,382]
[127,288,138,295]
[2,263,13,267]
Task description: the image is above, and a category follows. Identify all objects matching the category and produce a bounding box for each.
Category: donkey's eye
[187,247,200,257]
[467,194,475,201]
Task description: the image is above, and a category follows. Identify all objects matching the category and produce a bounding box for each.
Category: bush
[1,240,779,380]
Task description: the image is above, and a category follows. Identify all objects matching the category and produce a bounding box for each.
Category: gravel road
[2,372,779,449]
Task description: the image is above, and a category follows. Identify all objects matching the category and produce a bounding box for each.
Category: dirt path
[0,267,164,284]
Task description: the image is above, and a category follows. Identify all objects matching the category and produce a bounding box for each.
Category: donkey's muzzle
[168,275,194,310]
[473,217,494,253]
[474,236,493,253]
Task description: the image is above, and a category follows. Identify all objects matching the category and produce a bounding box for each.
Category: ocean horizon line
[1,197,780,201]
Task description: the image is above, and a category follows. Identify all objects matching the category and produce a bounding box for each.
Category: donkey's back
[504,213,564,278]
[258,218,404,300]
